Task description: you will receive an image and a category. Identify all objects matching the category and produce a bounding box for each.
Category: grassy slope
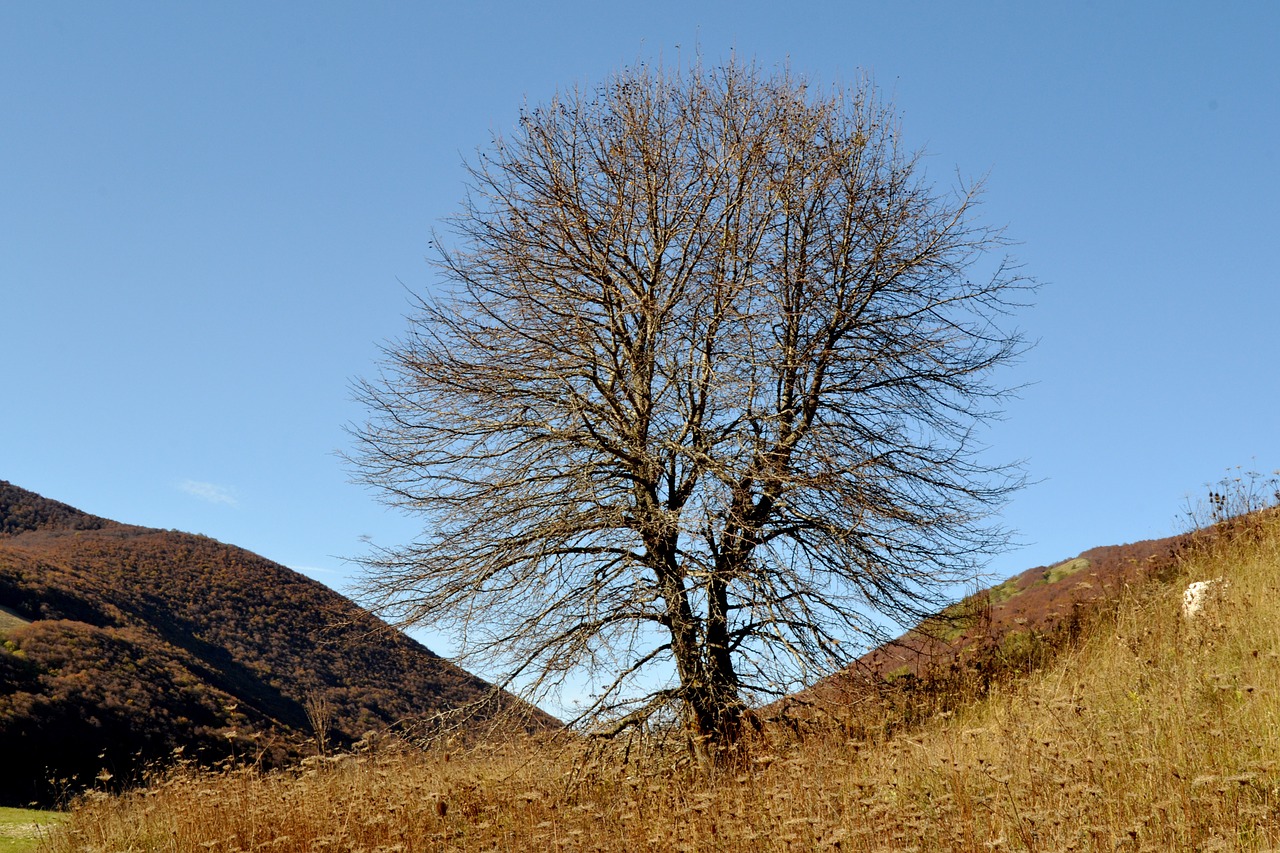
[38,510,1280,851]
[0,606,29,634]
[0,809,64,853]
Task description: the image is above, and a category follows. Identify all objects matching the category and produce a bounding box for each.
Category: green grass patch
[986,577,1022,605]
[921,617,969,643]
[1043,556,1090,584]
[921,594,989,642]
[883,665,914,682]
[0,606,31,636]
[919,576,1030,643]
[0,807,66,853]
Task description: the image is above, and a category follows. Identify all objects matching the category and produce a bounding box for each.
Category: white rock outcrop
[1182,577,1229,618]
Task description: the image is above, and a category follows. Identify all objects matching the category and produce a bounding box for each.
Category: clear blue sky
[4,2,1277,670]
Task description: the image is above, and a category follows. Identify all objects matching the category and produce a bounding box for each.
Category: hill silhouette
[857,534,1188,676]
[0,481,555,806]
[770,530,1195,723]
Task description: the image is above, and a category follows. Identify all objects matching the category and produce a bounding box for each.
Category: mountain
[775,531,1194,716]
[861,534,1188,677]
[0,481,555,806]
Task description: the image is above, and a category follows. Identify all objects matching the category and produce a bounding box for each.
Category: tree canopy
[352,59,1032,761]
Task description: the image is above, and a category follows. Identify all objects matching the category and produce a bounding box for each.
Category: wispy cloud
[290,564,338,579]
[179,480,239,507]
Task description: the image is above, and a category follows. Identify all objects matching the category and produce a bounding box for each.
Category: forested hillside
[0,481,555,806]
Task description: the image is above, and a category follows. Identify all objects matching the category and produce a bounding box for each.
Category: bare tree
[351,60,1032,764]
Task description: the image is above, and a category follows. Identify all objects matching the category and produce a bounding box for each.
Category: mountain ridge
[775,529,1193,720]
[0,480,555,806]
[0,483,111,537]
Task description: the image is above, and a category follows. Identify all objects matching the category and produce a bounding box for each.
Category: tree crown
[352,59,1032,742]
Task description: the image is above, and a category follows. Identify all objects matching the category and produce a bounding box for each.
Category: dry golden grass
[41,511,1280,851]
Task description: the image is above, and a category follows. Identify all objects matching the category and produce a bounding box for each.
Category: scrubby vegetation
[34,495,1280,850]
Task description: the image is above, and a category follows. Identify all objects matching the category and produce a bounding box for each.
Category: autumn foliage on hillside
[0,481,554,806]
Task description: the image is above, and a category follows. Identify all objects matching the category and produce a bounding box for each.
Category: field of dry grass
[38,509,1280,851]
